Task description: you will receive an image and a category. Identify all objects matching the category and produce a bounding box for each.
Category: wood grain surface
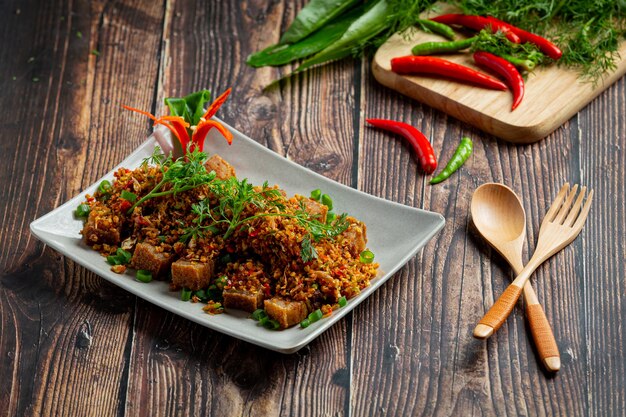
[1,0,624,416]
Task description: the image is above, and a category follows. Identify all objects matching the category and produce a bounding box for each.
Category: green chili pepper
[415,19,456,40]
[247,6,363,68]
[296,0,390,72]
[279,0,360,45]
[411,37,475,55]
[310,188,322,201]
[75,204,90,218]
[430,137,473,184]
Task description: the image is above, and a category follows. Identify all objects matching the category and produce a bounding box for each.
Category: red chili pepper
[118,200,132,212]
[390,56,508,91]
[366,118,437,174]
[431,14,521,43]
[486,17,562,60]
[473,51,524,111]
[123,88,233,155]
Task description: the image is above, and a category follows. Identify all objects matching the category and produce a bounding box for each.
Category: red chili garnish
[366,118,437,174]
[486,17,562,60]
[122,88,234,155]
[226,245,236,253]
[249,229,259,237]
[391,56,508,91]
[472,51,524,111]
[431,14,521,43]
[118,200,132,212]
[134,216,150,227]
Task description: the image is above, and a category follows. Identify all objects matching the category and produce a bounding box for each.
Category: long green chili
[411,37,475,55]
[296,0,390,72]
[415,19,456,40]
[430,137,473,184]
[279,0,360,45]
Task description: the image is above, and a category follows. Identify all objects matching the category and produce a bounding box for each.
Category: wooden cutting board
[372,16,626,143]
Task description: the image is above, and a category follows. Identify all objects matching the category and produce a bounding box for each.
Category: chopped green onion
[359,250,374,264]
[98,180,112,194]
[194,289,207,300]
[263,319,280,330]
[116,248,132,264]
[321,194,333,210]
[75,204,90,218]
[215,275,228,289]
[106,255,120,265]
[181,287,192,301]
[300,318,311,328]
[310,189,322,201]
[258,315,269,326]
[136,270,152,283]
[338,296,347,307]
[120,190,137,202]
[252,309,267,321]
[326,212,336,223]
[308,309,323,323]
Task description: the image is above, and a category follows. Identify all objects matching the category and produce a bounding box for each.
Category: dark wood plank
[122,1,357,416]
[0,0,165,415]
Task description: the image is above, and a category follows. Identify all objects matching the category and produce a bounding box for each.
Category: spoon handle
[473,283,524,338]
[526,301,561,371]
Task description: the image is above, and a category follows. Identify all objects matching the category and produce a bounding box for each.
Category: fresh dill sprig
[470,30,548,72]
[455,0,626,82]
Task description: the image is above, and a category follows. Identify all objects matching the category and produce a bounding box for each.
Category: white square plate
[30,120,445,353]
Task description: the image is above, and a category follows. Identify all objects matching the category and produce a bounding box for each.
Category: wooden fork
[474,183,594,339]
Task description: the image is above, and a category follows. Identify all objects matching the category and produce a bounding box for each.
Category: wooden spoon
[471,183,561,372]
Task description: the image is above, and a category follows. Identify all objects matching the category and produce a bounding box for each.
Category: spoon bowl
[471,183,526,272]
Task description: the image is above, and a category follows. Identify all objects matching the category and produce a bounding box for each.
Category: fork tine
[544,183,570,223]
[564,186,587,227]
[554,184,579,224]
[572,189,594,230]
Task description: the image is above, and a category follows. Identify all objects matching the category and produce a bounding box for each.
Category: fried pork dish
[79,149,378,329]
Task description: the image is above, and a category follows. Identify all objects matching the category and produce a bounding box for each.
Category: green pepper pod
[411,37,475,56]
[430,137,473,184]
[415,19,456,40]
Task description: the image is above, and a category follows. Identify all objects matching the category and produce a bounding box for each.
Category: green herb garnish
[128,147,217,213]
[456,0,626,82]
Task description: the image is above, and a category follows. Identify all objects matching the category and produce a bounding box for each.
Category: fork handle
[474,284,523,339]
[526,303,561,371]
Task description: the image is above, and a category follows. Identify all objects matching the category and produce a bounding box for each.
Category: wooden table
[1,1,624,416]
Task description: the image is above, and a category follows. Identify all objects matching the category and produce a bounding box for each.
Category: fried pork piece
[81,205,122,246]
[223,288,265,313]
[298,195,328,223]
[339,217,367,257]
[205,154,235,180]
[264,297,308,329]
[131,242,174,278]
[171,259,215,290]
